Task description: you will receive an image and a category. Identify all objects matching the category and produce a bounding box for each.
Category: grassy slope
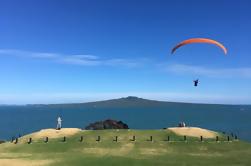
[1,129,251,166]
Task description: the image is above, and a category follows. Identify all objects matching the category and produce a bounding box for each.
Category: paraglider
[171,38,227,55]
[171,38,227,87]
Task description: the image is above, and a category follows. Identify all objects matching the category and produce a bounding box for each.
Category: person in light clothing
[56,116,62,130]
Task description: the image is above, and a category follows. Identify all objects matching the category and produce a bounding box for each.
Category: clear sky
[0,0,251,104]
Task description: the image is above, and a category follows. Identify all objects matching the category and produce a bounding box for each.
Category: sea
[0,103,251,141]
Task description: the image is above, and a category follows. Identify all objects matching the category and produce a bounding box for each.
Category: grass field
[1,129,251,166]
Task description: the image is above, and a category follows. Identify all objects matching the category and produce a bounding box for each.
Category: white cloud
[70,54,99,60]
[0,49,59,59]
[30,52,60,59]
[165,64,251,78]
[60,56,101,66]
[0,49,142,68]
[103,58,140,67]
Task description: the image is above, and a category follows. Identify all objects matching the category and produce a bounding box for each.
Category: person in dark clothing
[194,79,199,87]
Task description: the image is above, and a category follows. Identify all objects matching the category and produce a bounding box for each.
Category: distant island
[24,96,250,108]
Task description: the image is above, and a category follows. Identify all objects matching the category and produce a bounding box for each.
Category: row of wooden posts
[11,135,238,144]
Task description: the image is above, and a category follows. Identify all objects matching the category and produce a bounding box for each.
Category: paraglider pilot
[194,79,199,87]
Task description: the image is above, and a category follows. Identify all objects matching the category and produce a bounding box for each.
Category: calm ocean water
[0,104,251,141]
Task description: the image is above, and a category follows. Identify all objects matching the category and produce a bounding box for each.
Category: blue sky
[0,0,251,104]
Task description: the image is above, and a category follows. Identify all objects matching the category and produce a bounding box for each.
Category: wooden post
[167,136,170,142]
[149,136,153,142]
[44,137,48,143]
[216,136,219,142]
[113,136,118,142]
[80,136,83,142]
[28,137,32,144]
[227,136,230,142]
[14,138,18,144]
[131,135,136,141]
[200,136,203,142]
[62,136,66,142]
[235,135,238,140]
[184,135,187,141]
[96,136,100,142]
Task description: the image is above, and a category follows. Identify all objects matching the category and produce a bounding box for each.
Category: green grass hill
[1,127,251,166]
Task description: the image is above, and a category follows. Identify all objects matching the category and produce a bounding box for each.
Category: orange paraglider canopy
[171,38,227,55]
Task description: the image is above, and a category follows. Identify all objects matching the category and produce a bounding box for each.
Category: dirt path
[168,127,217,138]
[23,128,82,139]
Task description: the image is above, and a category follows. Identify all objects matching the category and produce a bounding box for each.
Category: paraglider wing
[171,38,227,55]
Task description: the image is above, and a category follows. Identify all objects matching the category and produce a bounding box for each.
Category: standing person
[56,116,62,130]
